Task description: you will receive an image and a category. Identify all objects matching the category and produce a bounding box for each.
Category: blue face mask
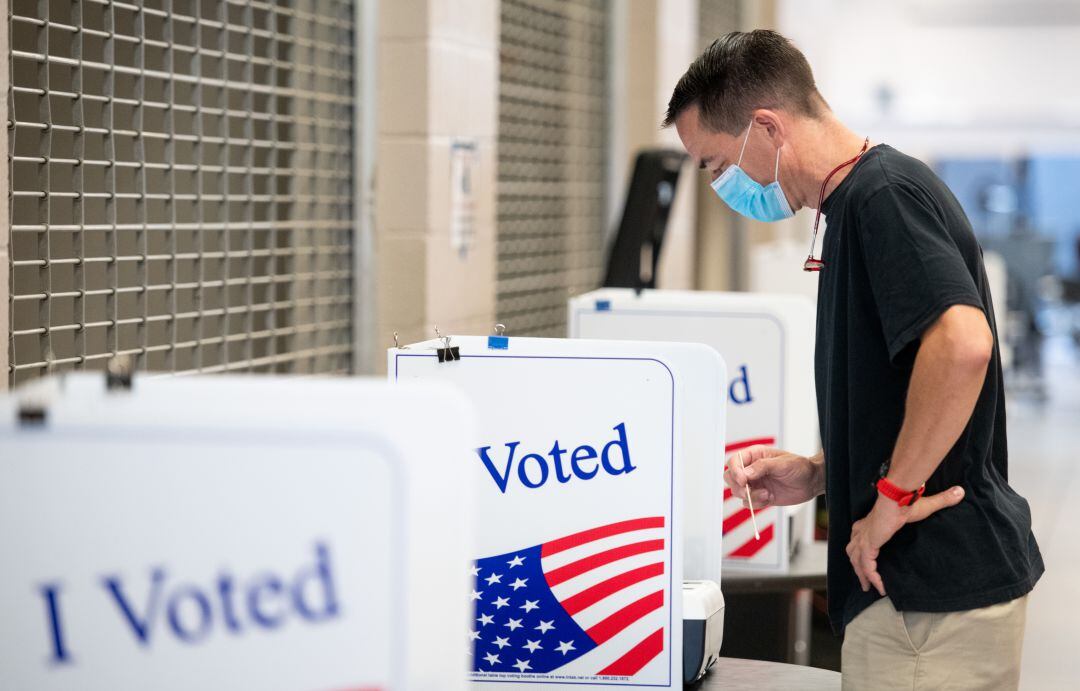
[710,121,794,222]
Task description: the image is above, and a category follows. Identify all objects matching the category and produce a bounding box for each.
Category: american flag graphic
[469,517,668,679]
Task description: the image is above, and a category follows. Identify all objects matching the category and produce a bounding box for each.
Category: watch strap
[876,477,926,507]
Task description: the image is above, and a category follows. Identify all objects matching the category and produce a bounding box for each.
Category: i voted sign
[0,375,475,691]
[570,289,820,572]
[392,336,724,689]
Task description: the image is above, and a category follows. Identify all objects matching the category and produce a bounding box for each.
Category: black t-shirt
[815,144,1044,635]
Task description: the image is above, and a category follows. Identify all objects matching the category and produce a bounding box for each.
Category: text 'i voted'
[39,543,340,664]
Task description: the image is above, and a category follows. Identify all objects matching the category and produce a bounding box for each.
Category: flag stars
[555,640,576,655]
[471,550,589,675]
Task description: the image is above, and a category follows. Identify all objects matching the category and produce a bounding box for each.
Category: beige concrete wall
[1,0,9,389]
[616,0,783,293]
[375,0,499,370]
[695,181,738,291]
[654,0,700,291]
[694,0,785,292]
[737,0,789,256]
[615,0,700,290]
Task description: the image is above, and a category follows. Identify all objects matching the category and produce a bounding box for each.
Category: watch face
[875,458,891,485]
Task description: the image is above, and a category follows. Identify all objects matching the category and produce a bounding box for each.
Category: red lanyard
[804,137,870,272]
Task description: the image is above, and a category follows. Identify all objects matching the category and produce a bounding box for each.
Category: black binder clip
[433,327,459,363]
[437,336,460,363]
[106,355,134,391]
[18,403,47,426]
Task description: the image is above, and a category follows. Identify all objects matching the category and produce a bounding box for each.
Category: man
[664,31,1043,690]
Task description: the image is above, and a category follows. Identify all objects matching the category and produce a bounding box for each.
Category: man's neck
[788,117,868,211]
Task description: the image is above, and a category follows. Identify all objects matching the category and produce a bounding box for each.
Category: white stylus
[740,451,761,540]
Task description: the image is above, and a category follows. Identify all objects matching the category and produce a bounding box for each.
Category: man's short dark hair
[663,30,827,134]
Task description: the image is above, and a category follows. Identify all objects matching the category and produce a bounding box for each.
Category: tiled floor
[1008,339,1080,689]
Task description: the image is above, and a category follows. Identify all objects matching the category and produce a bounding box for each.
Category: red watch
[876,477,926,507]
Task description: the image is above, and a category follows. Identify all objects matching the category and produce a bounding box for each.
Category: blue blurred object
[1027,157,1080,278]
[935,158,1022,236]
[935,154,1080,389]
[936,155,1080,278]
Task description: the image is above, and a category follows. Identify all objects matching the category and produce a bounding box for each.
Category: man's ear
[752,109,786,148]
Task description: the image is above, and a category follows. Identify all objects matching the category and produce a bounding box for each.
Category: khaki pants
[841,595,1028,691]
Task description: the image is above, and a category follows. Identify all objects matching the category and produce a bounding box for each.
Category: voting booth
[0,374,475,691]
[569,289,820,573]
[391,335,726,688]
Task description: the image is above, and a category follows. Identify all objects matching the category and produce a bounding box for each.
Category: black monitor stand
[602,148,689,292]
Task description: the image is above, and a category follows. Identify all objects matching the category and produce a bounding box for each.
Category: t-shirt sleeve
[857,183,985,363]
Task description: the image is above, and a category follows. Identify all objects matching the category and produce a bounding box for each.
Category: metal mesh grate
[7,0,356,385]
[496,0,608,337]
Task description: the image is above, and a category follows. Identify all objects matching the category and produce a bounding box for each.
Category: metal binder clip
[106,354,134,391]
[393,331,409,349]
[18,402,47,426]
[488,323,509,350]
[434,327,460,363]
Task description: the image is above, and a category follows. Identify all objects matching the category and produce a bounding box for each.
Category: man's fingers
[854,563,869,592]
[907,486,965,522]
[742,457,773,482]
[723,463,747,492]
[848,532,884,595]
[866,561,886,596]
[740,445,782,463]
[733,452,749,488]
[847,538,868,591]
[741,488,772,509]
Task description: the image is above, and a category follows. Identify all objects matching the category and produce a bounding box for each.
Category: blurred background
[3,0,1077,687]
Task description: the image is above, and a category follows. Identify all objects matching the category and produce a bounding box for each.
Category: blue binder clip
[595,299,611,311]
[487,323,509,350]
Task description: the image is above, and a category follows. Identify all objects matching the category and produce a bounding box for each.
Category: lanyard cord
[804,137,870,272]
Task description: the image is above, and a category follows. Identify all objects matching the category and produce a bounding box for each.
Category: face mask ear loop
[774,146,782,183]
[736,119,754,167]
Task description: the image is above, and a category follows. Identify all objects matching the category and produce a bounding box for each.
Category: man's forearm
[885,306,993,490]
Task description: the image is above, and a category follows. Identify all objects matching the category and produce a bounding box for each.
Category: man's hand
[723,445,824,509]
[847,485,966,596]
